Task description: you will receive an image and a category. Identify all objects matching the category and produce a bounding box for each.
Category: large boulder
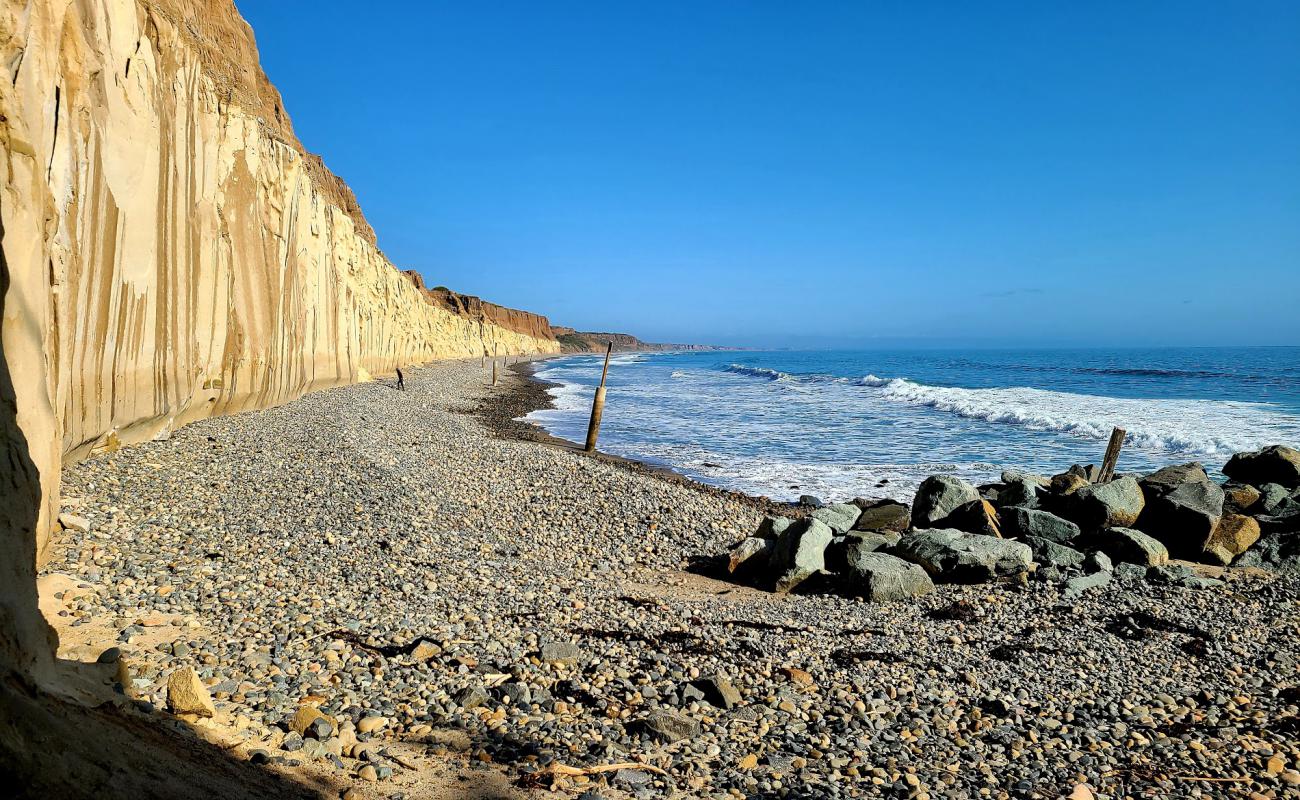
[1258,484,1291,515]
[911,475,980,527]
[728,537,774,576]
[997,476,1044,509]
[1136,480,1224,559]
[1139,463,1209,496]
[755,516,794,539]
[939,499,1003,538]
[1223,445,1300,489]
[1085,527,1168,567]
[810,503,862,535]
[1223,484,1262,514]
[852,499,911,532]
[1067,476,1144,529]
[1202,513,1260,566]
[1022,536,1086,569]
[1002,507,1081,543]
[1234,532,1300,571]
[825,531,901,572]
[887,529,1032,582]
[840,551,934,602]
[769,518,833,594]
[1050,470,1090,496]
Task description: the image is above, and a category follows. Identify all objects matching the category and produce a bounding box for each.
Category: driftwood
[1097,426,1126,483]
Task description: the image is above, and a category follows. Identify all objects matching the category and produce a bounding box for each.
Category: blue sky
[238,1,1299,348]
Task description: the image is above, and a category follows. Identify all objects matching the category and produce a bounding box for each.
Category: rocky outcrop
[0,0,561,584]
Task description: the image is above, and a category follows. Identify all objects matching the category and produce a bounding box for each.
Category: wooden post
[584,343,613,452]
[492,359,498,385]
[1097,427,1126,483]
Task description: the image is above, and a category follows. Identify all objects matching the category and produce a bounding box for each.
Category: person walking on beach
[396,367,405,391]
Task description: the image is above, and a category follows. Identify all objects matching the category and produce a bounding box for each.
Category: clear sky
[237,1,1300,348]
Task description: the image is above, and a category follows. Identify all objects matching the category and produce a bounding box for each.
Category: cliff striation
[0,0,559,683]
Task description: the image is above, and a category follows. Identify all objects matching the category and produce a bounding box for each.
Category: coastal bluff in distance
[552,326,724,353]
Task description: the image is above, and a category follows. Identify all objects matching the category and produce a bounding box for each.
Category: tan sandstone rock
[1203,514,1261,566]
[166,667,215,717]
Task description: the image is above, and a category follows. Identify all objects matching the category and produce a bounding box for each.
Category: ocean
[523,347,1300,503]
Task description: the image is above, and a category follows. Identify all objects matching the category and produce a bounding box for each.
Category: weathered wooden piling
[1097,427,1126,483]
[584,343,613,452]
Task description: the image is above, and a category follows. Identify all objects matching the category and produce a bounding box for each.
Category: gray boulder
[887,528,1032,582]
[825,531,901,572]
[755,516,793,539]
[1258,483,1291,515]
[1147,564,1224,589]
[1139,462,1209,496]
[769,518,833,593]
[911,475,980,527]
[1022,536,1086,569]
[1067,476,1144,529]
[1063,569,1112,599]
[851,499,911,532]
[1085,527,1169,566]
[1137,480,1224,559]
[1223,445,1300,489]
[998,477,1043,509]
[811,503,862,535]
[727,537,774,576]
[840,551,934,602]
[1233,532,1300,571]
[1003,507,1081,543]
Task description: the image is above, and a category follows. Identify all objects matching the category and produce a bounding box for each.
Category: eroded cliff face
[0,0,559,667]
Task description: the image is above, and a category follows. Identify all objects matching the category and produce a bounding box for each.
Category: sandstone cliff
[0,0,560,674]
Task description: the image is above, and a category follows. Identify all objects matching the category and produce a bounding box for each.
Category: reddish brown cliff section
[403,272,558,346]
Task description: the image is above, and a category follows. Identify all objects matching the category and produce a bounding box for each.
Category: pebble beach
[40,359,1300,800]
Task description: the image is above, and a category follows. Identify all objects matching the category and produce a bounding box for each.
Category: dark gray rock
[887,528,1032,582]
[1085,551,1113,573]
[1067,476,1144,529]
[851,499,911,532]
[1003,507,1080,543]
[755,516,794,539]
[690,675,741,709]
[1233,532,1300,571]
[1147,564,1225,589]
[1139,462,1210,497]
[1085,527,1169,566]
[453,686,489,710]
[635,709,701,742]
[798,494,825,507]
[997,477,1043,510]
[1022,537,1086,569]
[1137,480,1224,559]
[824,531,901,572]
[1223,445,1300,489]
[911,475,980,527]
[840,551,934,601]
[769,518,833,593]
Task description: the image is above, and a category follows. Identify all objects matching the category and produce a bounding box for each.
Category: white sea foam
[720,366,1300,456]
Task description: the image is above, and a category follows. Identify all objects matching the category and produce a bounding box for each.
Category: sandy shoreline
[37,359,1300,799]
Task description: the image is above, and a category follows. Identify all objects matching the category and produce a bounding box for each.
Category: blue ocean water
[524,348,1300,502]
